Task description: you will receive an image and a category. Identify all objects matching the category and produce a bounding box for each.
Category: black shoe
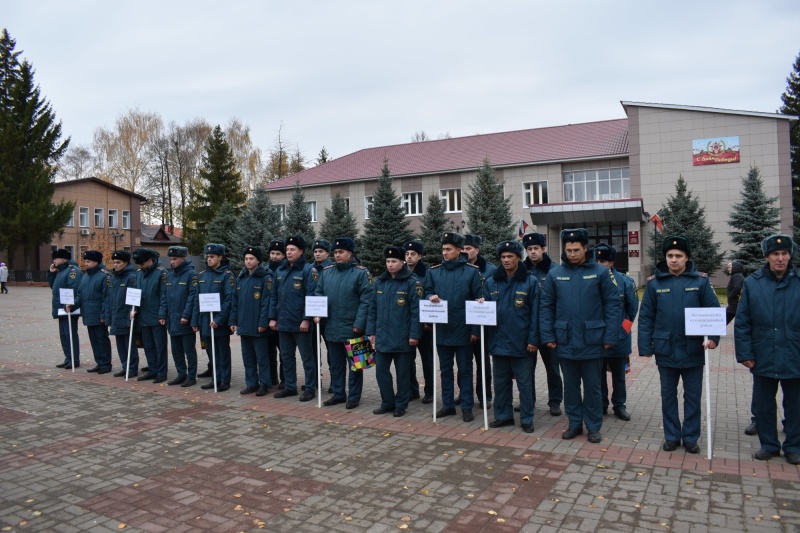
[684,442,700,454]
[113,370,127,377]
[373,406,394,415]
[301,384,306,391]
[240,386,259,395]
[588,430,602,443]
[256,386,270,396]
[662,440,679,452]
[410,392,421,401]
[785,453,800,465]
[489,419,514,428]
[614,408,631,421]
[753,448,780,461]
[327,386,332,393]
[140,367,149,373]
[299,390,316,402]
[562,427,583,440]
[56,362,68,368]
[521,423,534,433]
[97,368,112,374]
[218,383,230,392]
[200,382,216,390]
[436,407,457,417]
[137,373,156,381]
[274,388,298,398]
[744,422,758,436]
[549,406,562,416]
[323,398,346,406]
[345,400,359,409]
[197,369,213,378]
[63,364,80,370]
[168,376,186,386]
[421,395,433,404]
[393,409,406,417]
[153,376,167,384]
[462,409,474,422]
[514,405,521,412]
[87,366,101,373]
[277,382,286,390]
[181,379,197,388]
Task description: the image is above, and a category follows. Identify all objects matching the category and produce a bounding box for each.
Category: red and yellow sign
[692,136,740,166]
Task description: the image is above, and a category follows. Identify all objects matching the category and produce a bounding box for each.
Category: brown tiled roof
[140,224,182,244]
[266,119,628,190]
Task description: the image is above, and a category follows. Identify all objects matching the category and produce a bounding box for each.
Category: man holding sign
[48,248,82,369]
[734,234,800,465]
[103,250,139,377]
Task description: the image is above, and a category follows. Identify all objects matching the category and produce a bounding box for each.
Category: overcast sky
[5,1,800,162]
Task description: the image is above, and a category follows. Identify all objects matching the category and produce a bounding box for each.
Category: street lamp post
[111,231,124,250]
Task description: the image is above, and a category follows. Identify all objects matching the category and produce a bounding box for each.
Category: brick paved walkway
[0,286,798,532]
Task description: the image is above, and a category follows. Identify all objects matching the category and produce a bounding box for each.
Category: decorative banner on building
[692,136,740,166]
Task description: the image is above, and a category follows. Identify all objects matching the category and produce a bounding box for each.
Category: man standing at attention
[404,240,434,404]
[104,250,139,378]
[463,234,496,408]
[80,250,112,374]
[161,246,199,387]
[133,248,169,383]
[48,248,82,369]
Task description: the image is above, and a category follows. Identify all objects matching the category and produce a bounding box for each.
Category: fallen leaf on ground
[488,510,497,515]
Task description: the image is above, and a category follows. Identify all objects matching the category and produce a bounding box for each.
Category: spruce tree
[184,125,246,253]
[651,175,725,277]
[230,188,283,269]
[463,157,516,255]
[360,159,413,275]
[779,50,800,238]
[206,201,238,266]
[419,191,448,267]
[320,192,359,243]
[284,181,316,252]
[728,164,781,275]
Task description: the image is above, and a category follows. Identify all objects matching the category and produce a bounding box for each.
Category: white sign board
[685,308,727,336]
[306,296,328,317]
[199,293,221,313]
[465,301,497,326]
[420,300,448,324]
[59,288,74,306]
[125,288,142,307]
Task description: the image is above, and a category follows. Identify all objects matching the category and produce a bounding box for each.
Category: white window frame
[330,196,351,211]
[563,168,629,203]
[65,210,75,227]
[108,209,118,229]
[94,208,104,228]
[439,189,462,213]
[122,210,130,230]
[402,192,423,216]
[306,201,317,222]
[364,196,374,219]
[64,245,75,258]
[523,181,549,207]
[275,204,286,221]
[79,207,89,228]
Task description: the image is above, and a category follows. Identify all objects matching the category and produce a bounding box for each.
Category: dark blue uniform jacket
[484,263,539,357]
[366,264,423,352]
[231,264,272,337]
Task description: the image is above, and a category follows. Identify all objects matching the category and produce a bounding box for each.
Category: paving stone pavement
[0,286,798,532]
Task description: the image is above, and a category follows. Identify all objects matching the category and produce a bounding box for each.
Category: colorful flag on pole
[518,218,530,238]
[649,214,663,232]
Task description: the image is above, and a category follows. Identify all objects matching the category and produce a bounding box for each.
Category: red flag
[650,214,663,232]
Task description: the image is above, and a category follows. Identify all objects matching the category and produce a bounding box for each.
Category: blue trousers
[141,325,168,378]
[170,332,197,380]
[279,331,316,392]
[376,350,413,410]
[658,365,703,445]
[753,375,800,455]
[493,355,535,426]
[601,356,627,411]
[438,344,474,411]
[328,341,363,403]
[561,357,604,432]
[114,334,139,375]
[534,345,563,408]
[87,325,111,370]
[58,316,81,365]
[410,328,434,396]
[241,335,271,388]
[204,335,231,385]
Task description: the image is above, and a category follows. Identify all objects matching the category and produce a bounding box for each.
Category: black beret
[761,234,797,259]
[132,248,158,265]
[204,243,226,256]
[313,239,332,253]
[268,239,285,253]
[403,241,424,254]
[243,245,263,262]
[286,235,306,251]
[522,233,546,248]
[112,250,131,263]
[441,232,466,248]
[167,246,188,258]
[496,240,524,259]
[593,243,616,262]
[52,248,71,260]
[662,235,691,258]
[83,250,103,262]
[384,245,405,259]
[464,234,482,248]
[332,237,356,253]
[560,228,589,245]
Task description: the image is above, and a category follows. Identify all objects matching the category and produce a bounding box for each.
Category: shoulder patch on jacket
[69,270,77,279]
[311,268,319,282]
[431,264,442,269]
[323,264,335,270]
[699,272,708,278]
[647,275,655,281]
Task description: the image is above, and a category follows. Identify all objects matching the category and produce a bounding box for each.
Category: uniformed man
[103,250,139,377]
[267,239,286,388]
[463,234,496,408]
[80,250,112,373]
[269,236,318,401]
[734,234,800,465]
[314,237,372,409]
[312,238,334,391]
[231,246,273,396]
[522,232,563,416]
[133,248,169,383]
[161,246,199,387]
[425,232,483,422]
[483,240,539,433]
[540,228,622,444]
[638,235,720,454]
[48,248,82,369]
[404,240,434,404]
[594,243,639,421]
[367,245,422,417]
[192,243,235,392]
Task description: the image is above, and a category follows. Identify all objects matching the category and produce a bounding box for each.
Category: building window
[79,207,89,227]
[108,209,118,229]
[523,181,549,206]
[94,208,104,228]
[331,196,351,211]
[364,196,374,219]
[563,168,630,202]
[79,245,88,262]
[64,245,75,259]
[440,189,462,213]
[275,204,286,221]
[402,192,423,216]
[122,210,130,230]
[65,210,75,227]
[306,201,317,222]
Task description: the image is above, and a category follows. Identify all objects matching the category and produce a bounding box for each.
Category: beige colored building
[265,102,797,285]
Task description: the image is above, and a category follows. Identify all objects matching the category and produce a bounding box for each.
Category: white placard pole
[704,336,712,460]
[433,323,438,422]
[420,300,448,423]
[199,294,222,393]
[479,324,489,430]
[465,301,497,431]
[317,321,322,408]
[67,312,75,372]
[306,296,328,408]
[210,311,218,393]
[125,306,136,382]
[60,289,76,372]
